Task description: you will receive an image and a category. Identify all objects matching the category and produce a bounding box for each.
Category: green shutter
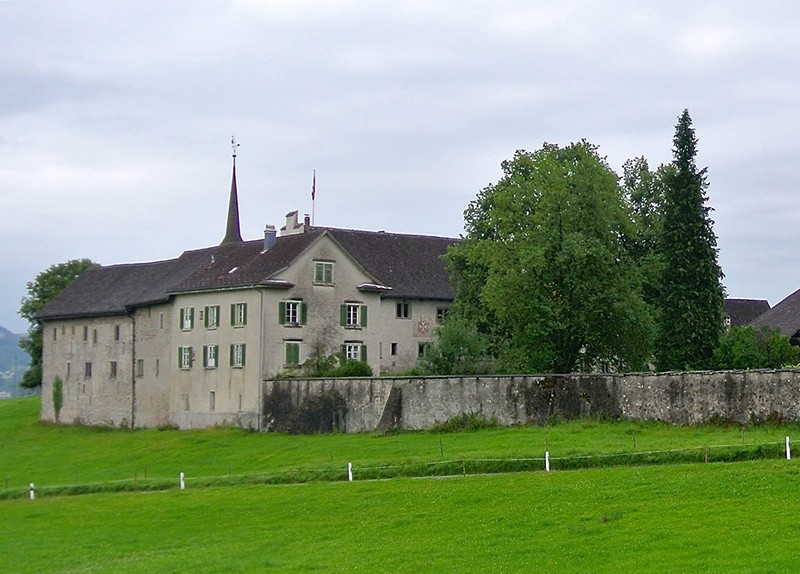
[229,344,234,366]
[188,308,194,329]
[242,303,248,325]
[188,346,193,367]
[178,347,182,369]
[340,344,346,358]
[204,307,209,328]
[286,343,299,366]
[300,303,308,325]
[240,344,246,366]
[230,304,235,326]
[340,304,347,326]
[361,344,367,362]
[360,305,368,328]
[202,345,208,367]
[279,302,286,325]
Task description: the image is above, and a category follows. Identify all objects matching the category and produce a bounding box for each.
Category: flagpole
[311,169,316,226]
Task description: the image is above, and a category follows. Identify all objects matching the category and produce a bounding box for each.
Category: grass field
[3,396,800,572]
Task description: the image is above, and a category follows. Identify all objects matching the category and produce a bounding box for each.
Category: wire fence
[5,437,793,501]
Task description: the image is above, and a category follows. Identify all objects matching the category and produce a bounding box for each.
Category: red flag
[311,170,316,201]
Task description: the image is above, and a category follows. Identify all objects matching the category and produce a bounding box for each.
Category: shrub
[52,376,63,421]
[431,412,501,433]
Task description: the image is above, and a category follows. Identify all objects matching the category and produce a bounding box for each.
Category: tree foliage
[18,259,97,388]
[656,110,725,370]
[445,141,654,374]
[713,326,799,370]
[419,315,493,375]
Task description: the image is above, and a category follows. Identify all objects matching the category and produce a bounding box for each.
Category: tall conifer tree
[656,110,725,370]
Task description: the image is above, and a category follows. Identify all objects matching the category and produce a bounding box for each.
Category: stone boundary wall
[263,370,800,433]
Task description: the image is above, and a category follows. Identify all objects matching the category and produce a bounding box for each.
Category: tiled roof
[724,298,771,327]
[36,227,459,320]
[171,231,323,292]
[750,289,800,339]
[327,229,458,300]
[36,248,216,320]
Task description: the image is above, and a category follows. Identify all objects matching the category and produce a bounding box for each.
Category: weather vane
[231,136,240,158]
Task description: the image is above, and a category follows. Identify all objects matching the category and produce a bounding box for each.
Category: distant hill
[0,325,29,389]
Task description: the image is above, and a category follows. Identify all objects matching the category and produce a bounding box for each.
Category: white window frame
[206,305,220,329]
[180,307,194,331]
[204,345,218,369]
[179,346,192,370]
[346,303,360,328]
[285,301,300,325]
[233,302,247,327]
[344,343,364,361]
[232,343,246,368]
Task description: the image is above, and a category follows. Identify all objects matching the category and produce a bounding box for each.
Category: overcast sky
[2,0,799,333]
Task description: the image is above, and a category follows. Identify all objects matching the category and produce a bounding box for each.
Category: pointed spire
[221,137,243,245]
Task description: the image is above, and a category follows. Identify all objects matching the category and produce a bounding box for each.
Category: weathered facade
[37,159,456,429]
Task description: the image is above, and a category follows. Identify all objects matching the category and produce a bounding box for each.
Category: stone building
[36,157,456,429]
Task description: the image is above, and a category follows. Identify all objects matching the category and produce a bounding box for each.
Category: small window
[418,343,431,358]
[280,300,307,326]
[205,305,220,329]
[209,391,216,412]
[136,358,144,377]
[231,343,246,368]
[343,342,366,362]
[284,341,301,367]
[84,362,92,378]
[231,302,247,327]
[203,345,219,369]
[110,361,117,378]
[92,329,98,345]
[67,361,71,377]
[114,325,120,341]
[180,307,194,331]
[314,261,334,285]
[156,359,160,377]
[53,328,57,341]
[178,346,193,370]
[341,303,367,329]
[159,313,164,329]
[436,307,449,323]
[83,326,88,341]
[391,342,398,356]
[396,302,411,319]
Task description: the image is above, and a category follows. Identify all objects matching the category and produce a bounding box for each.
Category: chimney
[263,225,277,250]
[304,213,311,231]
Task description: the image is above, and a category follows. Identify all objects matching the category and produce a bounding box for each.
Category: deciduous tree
[446,142,654,374]
[18,259,96,388]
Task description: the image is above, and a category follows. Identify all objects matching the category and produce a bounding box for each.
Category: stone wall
[264,370,800,432]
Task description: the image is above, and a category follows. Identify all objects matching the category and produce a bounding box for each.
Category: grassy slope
[2,397,797,490]
[3,461,798,573]
[4,397,800,572]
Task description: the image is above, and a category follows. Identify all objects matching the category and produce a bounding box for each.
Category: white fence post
[29,482,35,501]
[179,472,185,490]
[347,462,353,482]
[545,450,550,472]
[787,437,791,461]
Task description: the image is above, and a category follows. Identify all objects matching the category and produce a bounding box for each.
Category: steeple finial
[221,136,243,245]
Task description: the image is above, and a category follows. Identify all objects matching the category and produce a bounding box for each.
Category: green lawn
[3,461,799,573]
[3,396,800,572]
[2,396,797,492]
